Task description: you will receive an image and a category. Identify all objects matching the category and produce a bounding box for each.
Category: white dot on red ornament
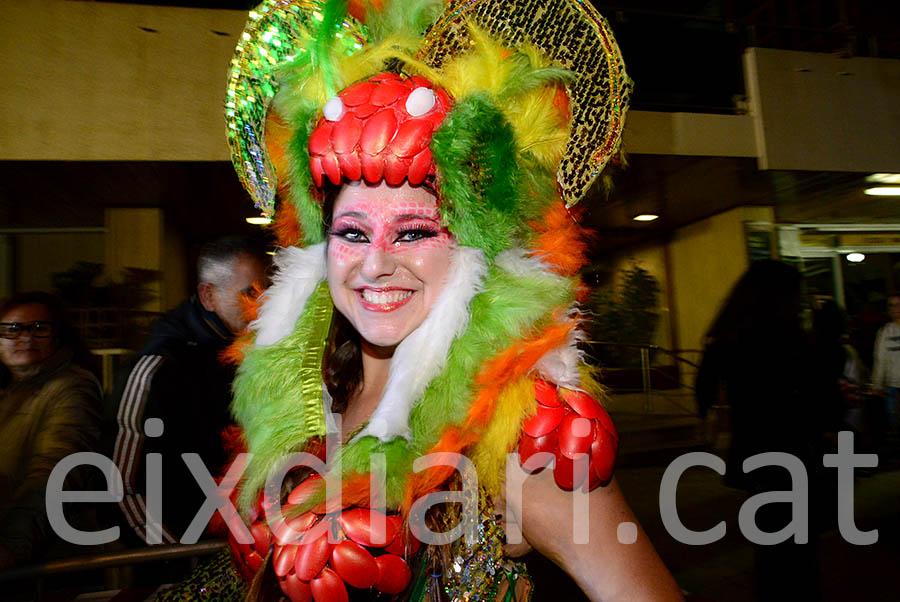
[323,96,344,121]
[572,417,592,437]
[405,87,436,116]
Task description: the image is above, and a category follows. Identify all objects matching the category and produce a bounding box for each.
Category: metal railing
[0,541,227,599]
[586,341,703,413]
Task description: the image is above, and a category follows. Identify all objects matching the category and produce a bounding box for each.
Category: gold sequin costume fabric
[226,0,369,216]
[155,549,246,601]
[418,0,632,207]
[441,491,532,602]
[407,476,533,602]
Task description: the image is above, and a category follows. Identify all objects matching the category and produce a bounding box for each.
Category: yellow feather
[469,377,537,495]
[580,364,609,402]
[434,25,570,171]
[505,86,569,170]
[437,25,514,99]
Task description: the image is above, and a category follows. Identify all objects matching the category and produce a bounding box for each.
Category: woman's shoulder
[39,363,102,404]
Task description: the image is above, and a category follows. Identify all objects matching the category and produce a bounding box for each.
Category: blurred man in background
[110,236,268,544]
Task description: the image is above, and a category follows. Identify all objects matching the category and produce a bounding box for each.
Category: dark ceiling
[580,156,900,259]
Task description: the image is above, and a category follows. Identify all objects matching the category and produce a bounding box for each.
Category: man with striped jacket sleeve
[109,236,267,545]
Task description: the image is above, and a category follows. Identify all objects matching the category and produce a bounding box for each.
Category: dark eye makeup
[328,227,369,242]
[395,226,439,242]
[328,223,440,244]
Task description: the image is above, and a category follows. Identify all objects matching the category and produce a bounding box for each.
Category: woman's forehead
[332,181,440,220]
[2,303,52,323]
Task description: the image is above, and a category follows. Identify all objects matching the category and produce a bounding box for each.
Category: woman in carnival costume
[164,0,683,600]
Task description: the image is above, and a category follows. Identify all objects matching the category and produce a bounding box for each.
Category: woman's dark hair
[705,259,804,346]
[0,291,95,384]
[317,188,364,411]
[323,311,363,413]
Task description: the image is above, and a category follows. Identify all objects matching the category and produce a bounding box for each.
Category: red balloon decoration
[308,73,452,189]
[228,482,418,602]
[518,379,619,490]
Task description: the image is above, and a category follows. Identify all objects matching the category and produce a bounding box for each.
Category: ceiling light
[865,173,900,184]
[846,253,865,263]
[864,187,900,197]
[633,214,659,222]
[246,216,272,225]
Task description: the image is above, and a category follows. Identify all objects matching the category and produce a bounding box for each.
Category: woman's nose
[360,244,397,281]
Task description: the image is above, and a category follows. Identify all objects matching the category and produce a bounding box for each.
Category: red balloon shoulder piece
[308,73,453,188]
[517,379,618,490]
[228,475,420,602]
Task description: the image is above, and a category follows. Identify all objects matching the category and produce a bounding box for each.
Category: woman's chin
[359,331,407,354]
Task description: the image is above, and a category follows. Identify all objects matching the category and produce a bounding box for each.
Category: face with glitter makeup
[327,180,454,350]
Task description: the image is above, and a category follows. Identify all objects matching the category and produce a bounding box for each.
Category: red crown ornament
[308,73,453,188]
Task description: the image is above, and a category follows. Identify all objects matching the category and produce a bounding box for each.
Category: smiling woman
[158,1,681,601]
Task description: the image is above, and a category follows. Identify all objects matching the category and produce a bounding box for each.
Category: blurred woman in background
[0,292,101,569]
[696,260,822,601]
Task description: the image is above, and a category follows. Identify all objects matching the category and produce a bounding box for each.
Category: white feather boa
[249,243,581,441]
[250,243,327,347]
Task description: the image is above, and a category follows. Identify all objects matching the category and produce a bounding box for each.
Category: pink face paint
[326,181,455,350]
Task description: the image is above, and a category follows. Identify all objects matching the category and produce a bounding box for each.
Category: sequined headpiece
[226,0,631,255]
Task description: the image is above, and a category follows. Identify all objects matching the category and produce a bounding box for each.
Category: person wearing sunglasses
[0,292,101,570]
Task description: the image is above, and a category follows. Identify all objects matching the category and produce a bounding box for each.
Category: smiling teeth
[362,289,412,304]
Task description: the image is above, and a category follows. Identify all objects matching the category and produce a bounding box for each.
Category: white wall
[0,0,246,161]
[1,1,760,162]
[744,47,900,172]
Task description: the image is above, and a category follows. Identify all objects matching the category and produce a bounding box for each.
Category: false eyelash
[396,226,439,241]
[328,227,368,241]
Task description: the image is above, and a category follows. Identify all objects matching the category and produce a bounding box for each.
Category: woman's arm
[504,466,683,602]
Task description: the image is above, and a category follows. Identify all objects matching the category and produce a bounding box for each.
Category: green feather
[312,0,350,97]
[232,281,333,511]
[365,0,444,43]
[498,53,573,101]
[431,94,521,259]
[284,105,326,246]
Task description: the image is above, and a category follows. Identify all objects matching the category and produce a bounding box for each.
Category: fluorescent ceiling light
[633,214,659,222]
[864,187,900,196]
[846,253,865,263]
[865,173,900,184]
[246,216,273,225]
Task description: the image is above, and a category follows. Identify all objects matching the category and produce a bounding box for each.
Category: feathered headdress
[226,0,630,511]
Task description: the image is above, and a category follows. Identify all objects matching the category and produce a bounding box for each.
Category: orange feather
[403,319,575,505]
[272,200,302,248]
[219,284,265,365]
[529,203,591,276]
